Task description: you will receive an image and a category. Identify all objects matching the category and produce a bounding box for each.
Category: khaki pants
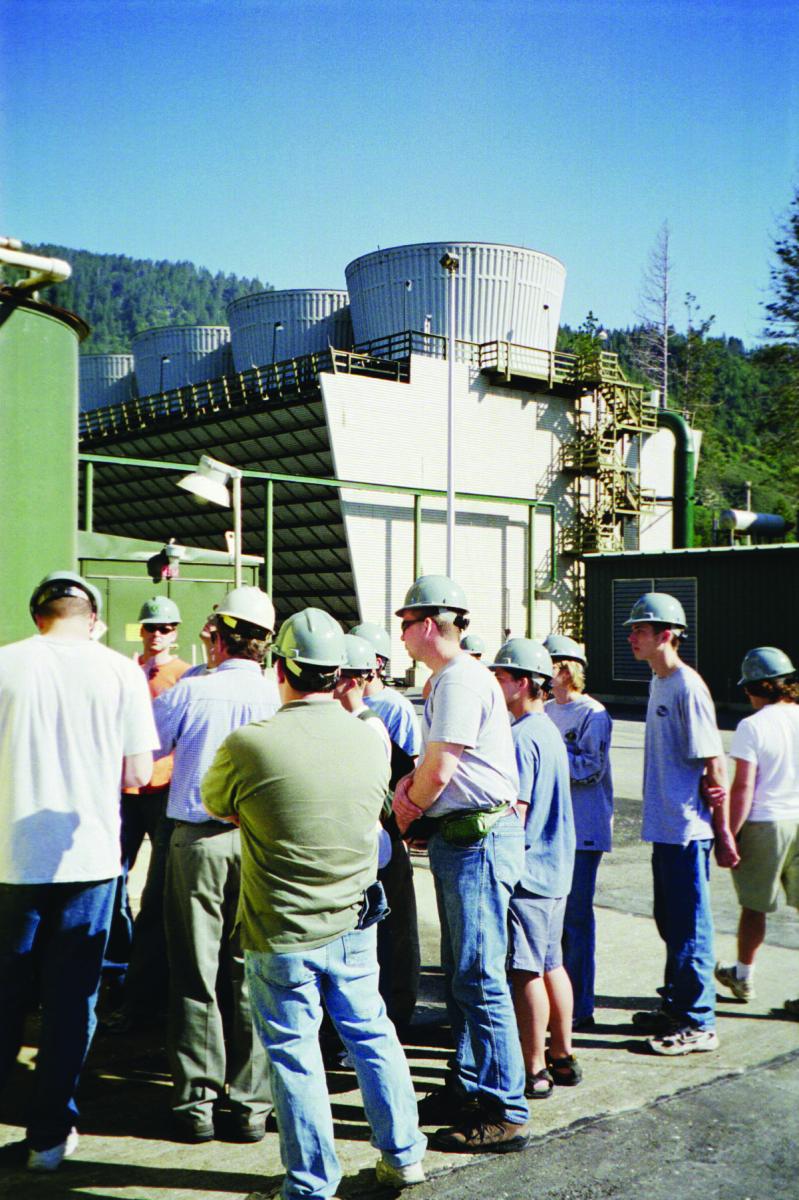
[165,821,270,1129]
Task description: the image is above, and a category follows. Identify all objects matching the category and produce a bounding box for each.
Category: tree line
[28,243,271,354]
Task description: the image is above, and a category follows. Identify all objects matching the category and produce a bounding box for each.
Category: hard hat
[350,622,391,661]
[272,607,345,674]
[544,633,587,665]
[30,570,102,620]
[460,634,485,655]
[395,574,469,618]
[623,592,687,630]
[138,596,181,625]
[342,633,378,674]
[488,638,554,680]
[215,586,275,634]
[738,646,796,687]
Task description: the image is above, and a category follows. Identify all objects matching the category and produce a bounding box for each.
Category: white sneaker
[714,962,755,1001]
[28,1127,79,1172]
[648,1026,719,1056]
[375,1157,427,1188]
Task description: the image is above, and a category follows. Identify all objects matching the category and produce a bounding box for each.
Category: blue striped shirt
[153,659,280,823]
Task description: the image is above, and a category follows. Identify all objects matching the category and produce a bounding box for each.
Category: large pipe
[0,237,72,292]
[656,408,694,548]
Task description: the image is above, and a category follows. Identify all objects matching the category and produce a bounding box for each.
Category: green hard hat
[544,633,586,666]
[489,637,554,680]
[273,607,345,674]
[738,646,796,687]
[138,596,181,625]
[350,622,391,661]
[395,574,469,618]
[460,634,485,655]
[216,586,275,634]
[30,570,102,620]
[342,633,378,674]
[623,592,687,630]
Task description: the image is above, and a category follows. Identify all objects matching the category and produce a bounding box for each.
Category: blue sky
[2,0,797,345]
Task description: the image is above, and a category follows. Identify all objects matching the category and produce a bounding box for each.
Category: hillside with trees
[27,244,270,354]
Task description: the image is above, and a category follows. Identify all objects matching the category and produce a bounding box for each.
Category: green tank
[0,289,88,645]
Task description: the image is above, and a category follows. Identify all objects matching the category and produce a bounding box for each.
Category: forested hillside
[28,244,270,354]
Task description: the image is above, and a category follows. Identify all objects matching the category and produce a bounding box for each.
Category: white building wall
[319,355,574,674]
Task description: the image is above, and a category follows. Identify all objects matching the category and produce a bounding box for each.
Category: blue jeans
[428,813,528,1124]
[246,925,425,1200]
[651,840,716,1030]
[563,849,603,1023]
[0,878,115,1149]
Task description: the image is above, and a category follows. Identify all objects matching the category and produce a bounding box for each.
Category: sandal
[524,1068,553,1099]
[546,1052,583,1086]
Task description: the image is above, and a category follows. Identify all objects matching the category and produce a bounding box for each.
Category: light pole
[440,252,459,577]
[272,320,284,364]
[177,455,244,587]
[159,354,171,393]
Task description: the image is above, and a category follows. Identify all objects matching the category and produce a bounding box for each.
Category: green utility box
[79,531,263,666]
[0,290,88,647]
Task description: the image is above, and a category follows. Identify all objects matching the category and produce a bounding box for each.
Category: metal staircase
[558,351,659,636]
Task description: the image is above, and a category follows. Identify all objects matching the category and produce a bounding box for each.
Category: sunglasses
[144,624,177,634]
[400,617,426,633]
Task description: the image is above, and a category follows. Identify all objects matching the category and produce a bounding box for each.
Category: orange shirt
[126,656,190,792]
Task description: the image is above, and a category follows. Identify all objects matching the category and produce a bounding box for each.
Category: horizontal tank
[80,353,135,411]
[719,509,787,536]
[132,325,232,396]
[227,289,353,371]
[345,241,566,351]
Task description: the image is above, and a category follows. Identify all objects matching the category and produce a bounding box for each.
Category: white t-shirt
[422,653,519,817]
[729,703,799,822]
[0,635,159,884]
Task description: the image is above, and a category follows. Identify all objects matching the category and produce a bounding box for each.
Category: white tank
[227,289,353,371]
[79,354,135,411]
[132,325,232,396]
[345,241,566,351]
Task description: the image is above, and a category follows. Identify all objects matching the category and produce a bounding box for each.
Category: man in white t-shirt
[0,572,158,1171]
[392,575,530,1154]
[714,647,799,1012]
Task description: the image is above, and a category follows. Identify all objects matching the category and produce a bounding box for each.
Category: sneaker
[647,1026,719,1056]
[375,1157,427,1187]
[432,1116,531,1154]
[28,1127,79,1172]
[572,1014,596,1032]
[632,1008,682,1035]
[714,962,754,1002]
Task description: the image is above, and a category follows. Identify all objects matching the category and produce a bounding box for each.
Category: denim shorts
[508,890,566,975]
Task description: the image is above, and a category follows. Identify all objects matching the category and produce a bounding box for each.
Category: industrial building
[75,240,681,674]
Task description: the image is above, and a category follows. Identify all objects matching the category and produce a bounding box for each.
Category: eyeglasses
[144,624,177,634]
[400,617,426,634]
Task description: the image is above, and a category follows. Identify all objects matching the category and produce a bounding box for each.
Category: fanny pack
[439,802,511,847]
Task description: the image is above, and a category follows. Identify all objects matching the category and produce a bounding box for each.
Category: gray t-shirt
[422,653,519,817]
[641,663,722,845]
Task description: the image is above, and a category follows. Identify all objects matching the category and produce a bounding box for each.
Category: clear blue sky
[2,0,797,345]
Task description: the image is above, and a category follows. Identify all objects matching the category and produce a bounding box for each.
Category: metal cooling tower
[132,325,232,396]
[345,242,566,350]
[79,353,135,411]
[227,289,353,371]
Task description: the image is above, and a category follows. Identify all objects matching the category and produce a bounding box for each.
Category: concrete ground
[1,715,797,1198]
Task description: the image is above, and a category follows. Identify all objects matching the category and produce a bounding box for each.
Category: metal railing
[80,452,557,638]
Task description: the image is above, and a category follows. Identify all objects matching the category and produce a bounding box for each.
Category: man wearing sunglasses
[152,586,279,1144]
[392,575,530,1155]
[105,597,190,1033]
